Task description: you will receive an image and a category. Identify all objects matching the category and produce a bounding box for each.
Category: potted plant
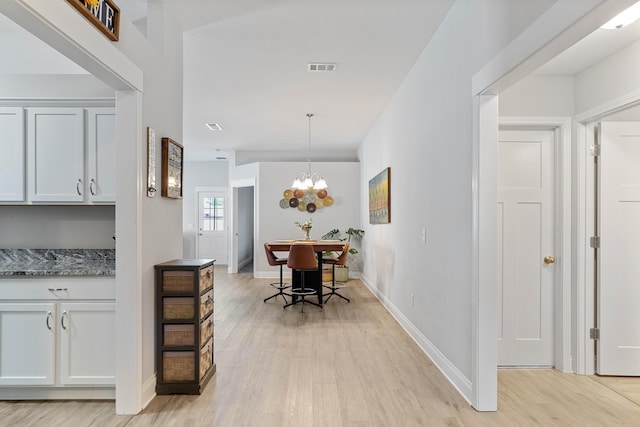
[322,227,364,281]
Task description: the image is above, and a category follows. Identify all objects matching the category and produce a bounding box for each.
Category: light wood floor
[2,267,640,426]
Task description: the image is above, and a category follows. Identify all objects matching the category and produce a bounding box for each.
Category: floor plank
[1,266,640,426]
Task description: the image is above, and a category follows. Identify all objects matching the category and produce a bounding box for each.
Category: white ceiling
[2,1,640,160]
[179,0,456,161]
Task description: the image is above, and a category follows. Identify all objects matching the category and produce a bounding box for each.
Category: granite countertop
[0,249,115,276]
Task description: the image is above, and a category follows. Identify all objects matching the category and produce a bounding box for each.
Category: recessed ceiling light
[206,123,223,131]
[601,1,640,29]
[307,63,337,72]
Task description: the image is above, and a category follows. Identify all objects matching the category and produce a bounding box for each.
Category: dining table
[266,240,346,306]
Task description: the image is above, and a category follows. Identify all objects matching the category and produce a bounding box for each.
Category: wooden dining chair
[263,243,290,304]
[322,242,350,303]
[283,243,322,312]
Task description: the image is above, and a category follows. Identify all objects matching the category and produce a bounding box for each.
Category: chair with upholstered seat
[322,242,350,303]
[283,243,322,312]
[263,243,290,304]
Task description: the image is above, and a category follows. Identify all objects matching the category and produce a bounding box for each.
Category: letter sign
[66,0,120,41]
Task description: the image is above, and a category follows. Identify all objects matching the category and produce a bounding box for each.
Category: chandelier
[292,113,328,190]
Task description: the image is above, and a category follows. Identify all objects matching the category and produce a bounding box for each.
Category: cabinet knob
[89,178,97,196]
[76,179,83,196]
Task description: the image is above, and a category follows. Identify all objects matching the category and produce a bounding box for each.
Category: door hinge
[590,328,600,340]
[590,236,600,248]
[590,144,601,157]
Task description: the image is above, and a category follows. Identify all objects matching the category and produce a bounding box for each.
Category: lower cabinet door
[0,303,56,385]
[59,302,115,385]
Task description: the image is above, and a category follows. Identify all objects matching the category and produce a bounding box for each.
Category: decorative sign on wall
[66,0,120,41]
[161,138,183,199]
[279,188,333,213]
[146,127,157,197]
[369,167,391,224]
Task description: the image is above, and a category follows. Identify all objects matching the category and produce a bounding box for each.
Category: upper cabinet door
[86,108,116,203]
[27,108,85,203]
[0,108,25,202]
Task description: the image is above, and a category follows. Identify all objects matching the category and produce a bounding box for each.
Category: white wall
[118,6,185,403]
[182,161,229,258]
[0,206,115,249]
[357,0,572,404]
[0,74,113,98]
[500,75,574,117]
[237,186,254,268]
[575,38,640,115]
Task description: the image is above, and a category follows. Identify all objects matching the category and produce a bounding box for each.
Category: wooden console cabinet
[155,259,215,394]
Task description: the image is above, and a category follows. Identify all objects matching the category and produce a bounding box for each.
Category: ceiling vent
[206,123,223,131]
[307,63,336,72]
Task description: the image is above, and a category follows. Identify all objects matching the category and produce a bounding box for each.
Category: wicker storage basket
[162,270,194,292]
[200,290,213,319]
[322,268,333,282]
[200,340,213,380]
[163,297,195,320]
[199,266,213,292]
[163,351,195,382]
[200,317,213,346]
[164,324,195,346]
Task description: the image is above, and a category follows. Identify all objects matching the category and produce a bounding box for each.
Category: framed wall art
[161,137,183,199]
[369,167,390,224]
[147,127,157,197]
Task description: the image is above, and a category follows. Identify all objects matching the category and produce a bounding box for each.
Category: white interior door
[497,129,555,367]
[597,121,640,376]
[198,191,228,264]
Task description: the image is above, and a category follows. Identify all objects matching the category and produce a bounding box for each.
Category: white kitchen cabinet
[59,302,115,385]
[0,277,115,397]
[27,107,85,203]
[0,107,25,202]
[0,303,56,385]
[86,108,116,203]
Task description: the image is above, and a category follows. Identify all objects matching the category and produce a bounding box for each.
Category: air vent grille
[307,63,336,72]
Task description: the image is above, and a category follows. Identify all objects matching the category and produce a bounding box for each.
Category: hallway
[1,267,639,426]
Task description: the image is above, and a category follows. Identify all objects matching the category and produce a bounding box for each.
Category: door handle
[544,256,555,265]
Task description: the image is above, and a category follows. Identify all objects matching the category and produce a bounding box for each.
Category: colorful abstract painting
[369,167,390,224]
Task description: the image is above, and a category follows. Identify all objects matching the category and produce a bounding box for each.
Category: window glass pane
[202,196,224,231]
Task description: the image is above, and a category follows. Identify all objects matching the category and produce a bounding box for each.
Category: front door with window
[198,191,228,264]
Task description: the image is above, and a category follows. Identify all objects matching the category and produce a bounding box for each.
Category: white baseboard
[0,386,115,400]
[360,273,473,405]
[141,374,156,409]
[238,257,253,270]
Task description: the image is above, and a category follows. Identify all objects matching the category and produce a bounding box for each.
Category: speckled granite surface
[0,249,115,276]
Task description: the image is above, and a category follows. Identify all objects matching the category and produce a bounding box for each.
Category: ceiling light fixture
[292,113,328,191]
[601,1,640,29]
[206,123,223,131]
